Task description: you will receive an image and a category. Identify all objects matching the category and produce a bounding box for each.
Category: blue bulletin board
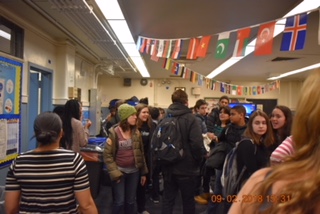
[0,56,22,168]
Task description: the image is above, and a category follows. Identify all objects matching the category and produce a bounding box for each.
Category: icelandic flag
[280,13,308,51]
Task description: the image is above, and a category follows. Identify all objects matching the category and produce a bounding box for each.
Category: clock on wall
[140,79,148,86]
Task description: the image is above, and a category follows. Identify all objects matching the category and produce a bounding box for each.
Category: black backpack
[151,115,183,165]
[221,138,256,196]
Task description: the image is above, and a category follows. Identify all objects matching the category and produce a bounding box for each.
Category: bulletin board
[0,56,22,168]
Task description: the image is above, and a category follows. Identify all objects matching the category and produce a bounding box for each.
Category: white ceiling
[1,0,319,82]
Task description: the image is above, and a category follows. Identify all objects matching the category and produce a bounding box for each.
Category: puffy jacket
[103,126,148,181]
[164,102,204,176]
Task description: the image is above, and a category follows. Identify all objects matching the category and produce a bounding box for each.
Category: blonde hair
[248,69,320,213]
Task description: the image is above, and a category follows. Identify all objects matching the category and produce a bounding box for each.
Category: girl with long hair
[62,99,91,152]
[229,69,320,214]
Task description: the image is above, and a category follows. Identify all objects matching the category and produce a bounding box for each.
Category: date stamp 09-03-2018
[211,194,292,204]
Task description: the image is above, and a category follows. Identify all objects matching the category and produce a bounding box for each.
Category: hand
[207,133,215,140]
[140,176,146,186]
[85,119,92,129]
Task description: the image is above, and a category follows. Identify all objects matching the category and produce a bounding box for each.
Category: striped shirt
[270,136,294,163]
[6,149,90,214]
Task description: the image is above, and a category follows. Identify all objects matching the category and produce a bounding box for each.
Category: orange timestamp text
[211,194,291,204]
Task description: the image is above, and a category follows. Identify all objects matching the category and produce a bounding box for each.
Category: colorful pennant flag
[187,38,200,59]
[166,40,173,58]
[196,36,212,58]
[162,40,170,58]
[150,40,159,61]
[255,21,276,56]
[237,86,243,95]
[215,32,230,59]
[231,85,237,95]
[171,39,182,59]
[280,13,308,51]
[145,39,152,54]
[233,28,251,57]
[220,83,226,93]
[157,40,165,57]
[171,62,179,75]
[139,38,147,53]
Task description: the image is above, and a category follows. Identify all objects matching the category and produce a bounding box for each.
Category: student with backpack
[155,89,203,214]
[203,105,247,214]
[222,110,274,213]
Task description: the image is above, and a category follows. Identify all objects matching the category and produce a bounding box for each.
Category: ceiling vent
[271,57,300,62]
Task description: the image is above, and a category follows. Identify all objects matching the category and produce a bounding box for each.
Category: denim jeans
[161,173,196,214]
[111,170,139,214]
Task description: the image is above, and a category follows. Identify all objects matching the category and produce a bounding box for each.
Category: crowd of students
[5,69,320,214]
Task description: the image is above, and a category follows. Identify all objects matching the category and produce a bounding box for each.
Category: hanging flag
[280,13,308,51]
[233,28,251,57]
[166,40,173,58]
[151,40,159,61]
[136,36,142,50]
[248,87,252,95]
[215,32,230,59]
[231,85,237,95]
[220,83,226,93]
[198,75,203,86]
[171,39,182,59]
[163,58,172,70]
[237,86,243,95]
[139,38,147,53]
[255,21,276,56]
[162,40,170,58]
[252,86,257,95]
[157,40,165,57]
[145,39,152,54]
[187,38,200,59]
[257,86,261,94]
[196,36,212,58]
[243,87,248,96]
[184,68,191,79]
[171,62,179,74]
[211,80,216,91]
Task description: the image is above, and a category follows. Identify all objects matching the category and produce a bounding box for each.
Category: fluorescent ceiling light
[0,29,11,40]
[95,0,150,77]
[108,20,135,43]
[206,0,320,79]
[267,63,320,80]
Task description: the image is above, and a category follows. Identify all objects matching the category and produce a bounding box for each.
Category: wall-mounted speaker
[123,78,131,86]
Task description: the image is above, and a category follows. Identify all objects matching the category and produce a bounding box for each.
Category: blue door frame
[28,63,53,150]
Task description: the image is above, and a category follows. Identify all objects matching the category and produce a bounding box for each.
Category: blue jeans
[111,170,139,214]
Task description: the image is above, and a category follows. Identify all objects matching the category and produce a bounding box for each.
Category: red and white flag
[171,39,182,59]
[186,38,200,59]
[233,28,251,57]
[255,21,276,56]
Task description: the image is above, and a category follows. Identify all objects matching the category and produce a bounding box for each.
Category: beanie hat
[118,104,137,121]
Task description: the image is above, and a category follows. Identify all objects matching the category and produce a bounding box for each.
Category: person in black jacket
[161,89,204,214]
[206,95,229,133]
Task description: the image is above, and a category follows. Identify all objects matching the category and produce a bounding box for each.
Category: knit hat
[118,104,137,121]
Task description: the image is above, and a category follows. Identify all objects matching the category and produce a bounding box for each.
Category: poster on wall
[0,56,22,168]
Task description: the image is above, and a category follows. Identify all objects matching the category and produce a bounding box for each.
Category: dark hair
[231,105,246,116]
[34,112,62,146]
[119,119,136,132]
[219,95,229,102]
[62,99,81,149]
[171,89,188,104]
[243,110,274,147]
[149,107,160,120]
[194,99,208,110]
[220,106,231,115]
[272,105,293,143]
[53,105,65,148]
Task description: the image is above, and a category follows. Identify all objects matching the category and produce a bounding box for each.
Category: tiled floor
[94,182,209,214]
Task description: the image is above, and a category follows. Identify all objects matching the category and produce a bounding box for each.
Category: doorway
[28,63,53,150]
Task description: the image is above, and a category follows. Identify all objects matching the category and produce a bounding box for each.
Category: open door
[28,64,53,150]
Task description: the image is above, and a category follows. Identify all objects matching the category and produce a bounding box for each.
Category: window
[0,16,24,58]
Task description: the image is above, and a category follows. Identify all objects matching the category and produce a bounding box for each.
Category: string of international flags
[136,9,318,95]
